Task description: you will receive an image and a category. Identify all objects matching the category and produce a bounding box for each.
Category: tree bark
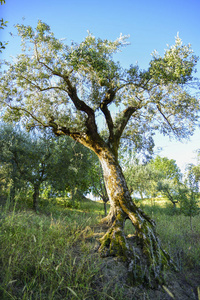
[96,148,175,285]
[33,183,40,211]
[103,201,107,216]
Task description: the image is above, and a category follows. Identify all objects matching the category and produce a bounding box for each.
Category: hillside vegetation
[0,196,200,300]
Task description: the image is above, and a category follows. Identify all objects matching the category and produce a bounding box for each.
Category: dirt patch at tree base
[85,225,200,300]
[92,257,200,299]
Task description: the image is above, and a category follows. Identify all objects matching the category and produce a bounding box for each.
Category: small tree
[156,180,180,210]
[180,165,200,231]
[0,125,94,210]
[149,156,183,207]
[124,160,157,199]
[47,135,98,202]
[180,192,199,231]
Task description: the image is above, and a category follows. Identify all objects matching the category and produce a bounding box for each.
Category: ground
[84,224,200,300]
[1,196,200,299]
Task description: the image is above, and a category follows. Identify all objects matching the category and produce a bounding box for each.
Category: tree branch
[19,74,67,93]
[2,101,48,128]
[156,104,177,136]
[115,106,141,143]
[100,89,116,145]
[34,42,98,136]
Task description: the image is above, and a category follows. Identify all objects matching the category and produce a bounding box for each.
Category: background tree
[0,161,13,205]
[149,156,183,208]
[0,125,29,203]
[124,155,183,205]
[88,158,109,215]
[0,21,199,283]
[0,125,95,210]
[0,125,55,209]
[47,135,98,202]
[180,164,200,231]
[149,156,182,183]
[188,150,200,184]
[124,159,156,199]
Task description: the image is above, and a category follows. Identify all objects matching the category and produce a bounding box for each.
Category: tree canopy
[0,21,199,156]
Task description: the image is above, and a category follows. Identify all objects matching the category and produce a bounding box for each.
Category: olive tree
[180,165,200,231]
[0,125,95,210]
[0,21,199,284]
[47,135,98,201]
[0,125,30,203]
[149,156,183,208]
[88,158,109,215]
[124,160,158,199]
[0,125,58,210]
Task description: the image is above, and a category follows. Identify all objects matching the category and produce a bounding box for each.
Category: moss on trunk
[97,149,177,286]
[70,133,176,285]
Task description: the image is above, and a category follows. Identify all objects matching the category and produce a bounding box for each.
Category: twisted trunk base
[99,207,176,286]
[97,151,177,286]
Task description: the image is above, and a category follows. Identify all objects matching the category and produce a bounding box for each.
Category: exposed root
[100,209,118,226]
[99,224,131,259]
[98,210,177,287]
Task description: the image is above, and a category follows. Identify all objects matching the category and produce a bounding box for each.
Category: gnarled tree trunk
[96,148,175,285]
[49,83,176,285]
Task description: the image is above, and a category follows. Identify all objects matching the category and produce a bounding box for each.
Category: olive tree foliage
[0,21,199,284]
[0,124,57,210]
[149,156,183,207]
[0,0,8,52]
[0,124,94,210]
[47,135,99,201]
[124,160,157,199]
[124,155,183,203]
[180,164,200,230]
[88,157,109,215]
[1,22,198,141]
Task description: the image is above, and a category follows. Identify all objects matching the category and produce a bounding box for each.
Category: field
[0,196,200,299]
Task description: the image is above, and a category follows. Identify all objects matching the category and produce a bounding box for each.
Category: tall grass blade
[67,287,79,299]
[163,285,175,298]
[197,286,200,300]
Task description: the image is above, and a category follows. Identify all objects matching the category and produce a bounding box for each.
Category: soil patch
[85,225,200,300]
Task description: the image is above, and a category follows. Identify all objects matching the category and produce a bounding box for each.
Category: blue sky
[1,0,200,172]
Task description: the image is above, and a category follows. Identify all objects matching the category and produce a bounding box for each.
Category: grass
[156,214,200,270]
[0,198,104,299]
[133,197,200,270]
[0,196,200,299]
